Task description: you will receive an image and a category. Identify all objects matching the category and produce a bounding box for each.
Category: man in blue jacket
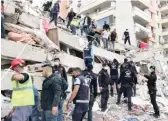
[50,1,60,26]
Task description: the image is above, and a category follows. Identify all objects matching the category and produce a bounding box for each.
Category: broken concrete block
[4,1,15,16]
[5,13,19,24]
[18,12,40,29]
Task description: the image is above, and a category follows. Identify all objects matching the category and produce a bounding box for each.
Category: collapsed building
[1,0,168,120]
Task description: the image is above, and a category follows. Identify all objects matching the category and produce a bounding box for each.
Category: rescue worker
[117,62,137,111]
[130,61,138,96]
[41,62,62,121]
[108,59,119,96]
[70,15,81,35]
[82,64,97,121]
[83,42,94,68]
[140,66,160,118]
[67,67,90,121]
[98,64,110,111]
[10,58,34,121]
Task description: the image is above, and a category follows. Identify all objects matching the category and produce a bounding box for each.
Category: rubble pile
[3,0,59,51]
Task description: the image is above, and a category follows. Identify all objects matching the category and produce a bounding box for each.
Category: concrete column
[115,0,136,46]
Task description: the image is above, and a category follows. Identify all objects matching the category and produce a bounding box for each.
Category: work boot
[153,113,160,118]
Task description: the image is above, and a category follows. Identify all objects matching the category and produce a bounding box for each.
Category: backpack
[61,77,68,99]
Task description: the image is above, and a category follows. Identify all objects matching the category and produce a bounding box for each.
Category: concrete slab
[18,12,40,29]
[4,1,15,16]
[5,13,19,24]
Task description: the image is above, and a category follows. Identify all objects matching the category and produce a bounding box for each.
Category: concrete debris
[18,12,40,29]
[4,1,16,16]
[5,13,19,24]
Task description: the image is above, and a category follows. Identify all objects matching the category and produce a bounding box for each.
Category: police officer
[130,61,138,96]
[117,62,137,111]
[82,64,97,121]
[98,64,110,111]
[67,67,90,121]
[108,59,119,96]
[140,66,160,118]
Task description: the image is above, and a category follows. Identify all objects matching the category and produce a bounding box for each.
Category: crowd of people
[2,55,160,121]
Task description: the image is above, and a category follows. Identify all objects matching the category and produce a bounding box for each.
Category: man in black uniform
[108,59,119,96]
[98,64,110,111]
[140,66,160,118]
[117,62,137,111]
[123,29,131,45]
[130,61,138,96]
[67,67,90,121]
[82,64,97,121]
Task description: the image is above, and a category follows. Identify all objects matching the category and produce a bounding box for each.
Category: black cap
[150,66,155,70]
[102,63,107,67]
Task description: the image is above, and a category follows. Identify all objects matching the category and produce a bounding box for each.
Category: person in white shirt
[102,29,110,49]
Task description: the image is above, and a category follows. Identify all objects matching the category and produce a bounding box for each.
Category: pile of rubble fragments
[3,0,59,51]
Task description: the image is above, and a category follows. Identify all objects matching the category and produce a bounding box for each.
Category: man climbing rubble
[67,67,90,121]
[98,64,110,111]
[9,59,35,121]
[50,0,60,26]
[117,62,137,111]
[139,66,160,118]
[82,64,98,121]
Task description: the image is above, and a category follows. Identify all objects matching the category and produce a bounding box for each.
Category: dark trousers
[50,13,58,26]
[70,25,77,35]
[132,84,136,96]
[149,89,160,115]
[110,79,119,96]
[81,25,89,35]
[67,19,72,28]
[1,15,6,38]
[72,103,88,121]
[88,95,94,121]
[101,89,109,111]
[124,37,131,45]
[42,110,57,121]
[84,58,93,68]
[117,86,132,110]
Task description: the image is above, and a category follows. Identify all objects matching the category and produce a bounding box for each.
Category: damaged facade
[1,0,168,121]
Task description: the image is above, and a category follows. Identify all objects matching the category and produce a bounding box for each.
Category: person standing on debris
[82,13,92,35]
[98,64,110,111]
[66,8,76,28]
[1,0,6,38]
[140,66,160,118]
[82,65,98,121]
[108,59,119,96]
[67,67,90,121]
[41,62,62,121]
[31,76,40,121]
[50,1,60,26]
[70,15,81,35]
[52,58,68,121]
[52,58,67,82]
[123,29,131,45]
[109,29,117,51]
[103,21,110,30]
[117,62,137,111]
[130,61,138,96]
[102,29,110,49]
[83,42,94,68]
[9,59,34,121]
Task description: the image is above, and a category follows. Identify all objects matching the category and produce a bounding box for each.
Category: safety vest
[71,18,79,27]
[11,74,35,107]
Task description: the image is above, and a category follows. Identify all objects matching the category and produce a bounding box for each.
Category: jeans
[1,15,6,38]
[110,79,119,96]
[67,19,72,28]
[50,13,58,26]
[42,111,57,121]
[117,86,132,110]
[57,99,63,121]
[88,95,94,121]
[31,115,40,121]
[81,25,89,35]
[70,25,77,35]
[102,38,108,49]
[84,58,93,68]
